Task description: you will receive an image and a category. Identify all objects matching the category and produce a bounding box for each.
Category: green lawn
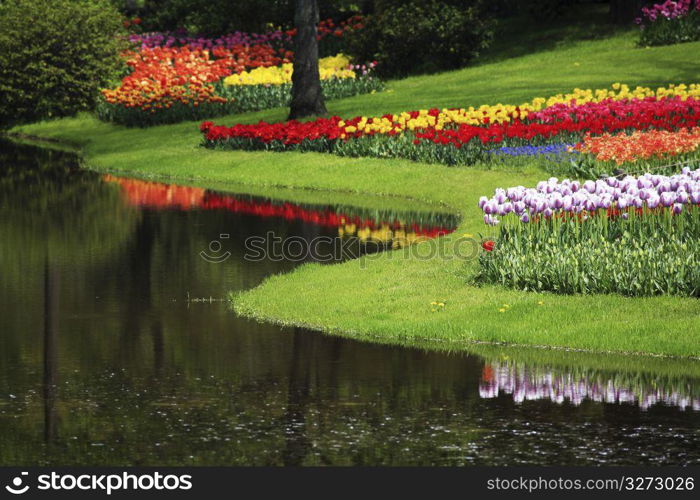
[10,28,700,357]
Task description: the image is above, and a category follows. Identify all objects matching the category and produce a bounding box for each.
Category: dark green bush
[638,9,700,46]
[135,0,363,35]
[0,0,126,128]
[345,0,493,78]
[524,0,576,20]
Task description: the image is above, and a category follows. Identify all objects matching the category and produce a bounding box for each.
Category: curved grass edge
[232,290,700,385]
[232,288,700,363]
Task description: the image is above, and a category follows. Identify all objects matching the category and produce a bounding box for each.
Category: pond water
[1,140,699,466]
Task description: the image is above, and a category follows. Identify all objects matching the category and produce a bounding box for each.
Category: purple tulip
[480,167,700,227]
[507,187,523,201]
[660,192,675,207]
[638,178,653,189]
[562,196,573,211]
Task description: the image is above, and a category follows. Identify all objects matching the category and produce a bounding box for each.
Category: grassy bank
[10,29,700,357]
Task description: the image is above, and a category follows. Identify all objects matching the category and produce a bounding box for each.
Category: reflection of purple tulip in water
[479,361,700,411]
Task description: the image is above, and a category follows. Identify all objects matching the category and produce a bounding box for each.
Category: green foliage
[524,0,576,20]
[478,209,700,297]
[0,0,125,129]
[638,10,700,46]
[135,0,364,35]
[137,0,292,35]
[346,0,494,77]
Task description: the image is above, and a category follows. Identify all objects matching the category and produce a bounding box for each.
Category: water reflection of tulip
[104,175,456,241]
[478,361,700,411]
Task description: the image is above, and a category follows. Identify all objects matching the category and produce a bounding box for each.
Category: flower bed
[97,46,261,126]
[637,0,700,46]
[576,127,700,165]
[200,83,700,171]
[476,167,700,297]
[97,46,381,126]
[216,55,382,114]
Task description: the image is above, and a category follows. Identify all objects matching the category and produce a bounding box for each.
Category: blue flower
[489,144,578,158]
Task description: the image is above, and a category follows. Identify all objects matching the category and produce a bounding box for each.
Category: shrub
[345,0,493,77]
[638,0,700,46]
[0,0,125,129]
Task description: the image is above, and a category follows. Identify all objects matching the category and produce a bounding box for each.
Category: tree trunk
[288,0,327,120]
[609,0,646,25]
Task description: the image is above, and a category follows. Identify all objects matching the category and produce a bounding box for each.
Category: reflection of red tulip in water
[103,175,454,239]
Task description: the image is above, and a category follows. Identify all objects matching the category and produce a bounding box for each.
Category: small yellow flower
[502,304,510,308]
[431,301,438,306]
[498,308,506,313]
[462,233,473,238]
[437,302,445,307]
[537,301,544,306]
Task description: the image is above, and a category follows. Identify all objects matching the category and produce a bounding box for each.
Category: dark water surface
[0,140,698,466]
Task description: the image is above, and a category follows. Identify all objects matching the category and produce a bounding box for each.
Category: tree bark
[288,0,327,120]
[609,0,647,25]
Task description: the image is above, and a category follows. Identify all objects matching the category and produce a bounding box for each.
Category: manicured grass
[10,28,700,357]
